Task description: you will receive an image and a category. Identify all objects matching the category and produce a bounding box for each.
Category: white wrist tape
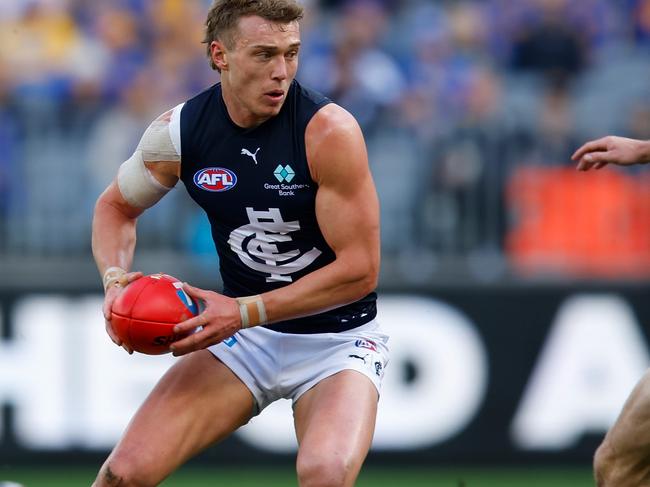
[102,266,127,291]
[236,295,267,329]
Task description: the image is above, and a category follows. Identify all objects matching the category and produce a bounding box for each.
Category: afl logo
[194,167,237,192]
[355,339,377,352]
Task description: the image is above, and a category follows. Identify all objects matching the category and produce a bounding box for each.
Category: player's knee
[296,452,353,487]
[594,439,629,487]
[94,456,154,487]
[594,440,614,486]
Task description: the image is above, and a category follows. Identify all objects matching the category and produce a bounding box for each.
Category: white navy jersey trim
[169,102,184,156]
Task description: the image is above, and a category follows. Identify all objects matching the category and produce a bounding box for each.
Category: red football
[111,274,199,355]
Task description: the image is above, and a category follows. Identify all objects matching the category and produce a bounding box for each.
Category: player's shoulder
[149,102,184,127]
[308,102,362,142]
[138,101,185,160]
[141,85,222,157]
[306,102,367,182]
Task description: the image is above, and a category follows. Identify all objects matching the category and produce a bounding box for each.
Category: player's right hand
[102,271,143,354]
[169,283,241,356]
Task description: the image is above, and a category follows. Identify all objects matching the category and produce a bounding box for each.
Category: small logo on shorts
[223,336,238,347]
[355,339,377,352]
[349,353,369,364]
[374,361,383,377]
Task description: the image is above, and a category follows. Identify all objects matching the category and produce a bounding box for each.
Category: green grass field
[0,466,594,487]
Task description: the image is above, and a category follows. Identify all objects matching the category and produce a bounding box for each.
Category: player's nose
[271,57,288,80]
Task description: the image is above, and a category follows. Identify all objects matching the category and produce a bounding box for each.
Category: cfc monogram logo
[228,208,322,282]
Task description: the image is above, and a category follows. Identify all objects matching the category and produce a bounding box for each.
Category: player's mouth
[264,90,285,103]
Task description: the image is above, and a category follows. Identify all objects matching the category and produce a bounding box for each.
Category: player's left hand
[572,136,646,170]
[169,283,241,356]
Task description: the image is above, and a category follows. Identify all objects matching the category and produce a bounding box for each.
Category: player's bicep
[315,171,379,259]
[98,179,145,220]
[309,106,379,263]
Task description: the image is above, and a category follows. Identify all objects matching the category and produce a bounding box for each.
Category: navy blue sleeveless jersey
[179,80,377,334]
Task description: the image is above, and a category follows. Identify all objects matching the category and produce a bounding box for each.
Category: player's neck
[220,82,270,129]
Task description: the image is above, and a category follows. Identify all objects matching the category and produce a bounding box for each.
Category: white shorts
[208,319,390,414]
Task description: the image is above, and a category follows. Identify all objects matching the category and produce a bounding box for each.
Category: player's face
[219,16,300,127]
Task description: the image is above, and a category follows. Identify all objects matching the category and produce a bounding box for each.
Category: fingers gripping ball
[111,274,199,354]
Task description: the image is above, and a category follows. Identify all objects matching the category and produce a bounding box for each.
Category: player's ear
[211,40,229,71]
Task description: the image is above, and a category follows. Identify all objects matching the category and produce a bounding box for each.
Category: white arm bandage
[117,151,171,208]
[116,103,184,209]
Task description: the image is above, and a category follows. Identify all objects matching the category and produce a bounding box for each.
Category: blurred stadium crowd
[1,0,649,281]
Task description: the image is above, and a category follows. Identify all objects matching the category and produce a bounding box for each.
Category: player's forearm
[91,196,138,279]
[260,255,378,324]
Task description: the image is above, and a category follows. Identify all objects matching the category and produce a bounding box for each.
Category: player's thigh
[293,370,378,480]
[105,349,254,480]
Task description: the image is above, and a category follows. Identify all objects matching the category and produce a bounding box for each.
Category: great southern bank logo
[194,167,237,192]
[265,164,308,196]
[273,164,295,183]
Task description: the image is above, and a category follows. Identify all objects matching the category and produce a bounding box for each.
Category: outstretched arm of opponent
[172,104,379,355]
[572,136,650,171]
[92,108,182,352]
